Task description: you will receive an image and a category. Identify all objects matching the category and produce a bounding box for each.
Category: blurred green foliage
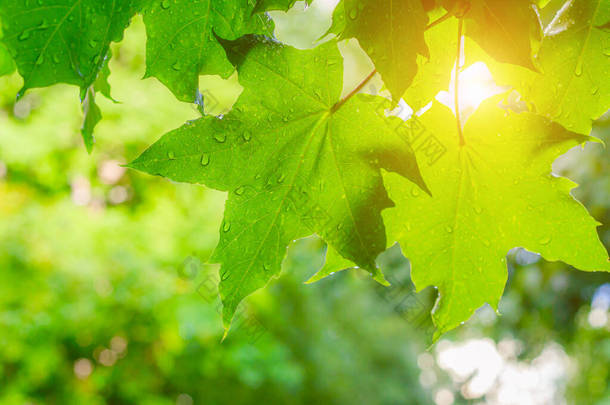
[0,6,608,405]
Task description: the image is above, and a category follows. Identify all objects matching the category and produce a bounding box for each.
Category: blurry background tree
[0,2,609,405]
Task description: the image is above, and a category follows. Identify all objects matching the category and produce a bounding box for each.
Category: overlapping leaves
[478,0,610,135]
[1,0,609,338]
[142,0,273,103]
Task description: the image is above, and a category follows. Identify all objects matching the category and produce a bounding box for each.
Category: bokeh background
[0,1,609,404]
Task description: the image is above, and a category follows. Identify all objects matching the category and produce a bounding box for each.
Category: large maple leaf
[383,97,610,338]
[130,37,426,328]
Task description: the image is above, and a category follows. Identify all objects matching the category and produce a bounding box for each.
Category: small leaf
[143,0,273,103]
[461,0,541,70]
[81,86,101,154]
[341,0,429,102]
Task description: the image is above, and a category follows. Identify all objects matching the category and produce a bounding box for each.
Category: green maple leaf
[142,0,273,103]
[384,97,610,338]
[130,37,426,329]
[478,0,610,135]
[458,0,540,70]
[341,0,429,101]
[0,0,143,151]
[0,0,141,92]
[253,0,312,13]
[403,13,458,112]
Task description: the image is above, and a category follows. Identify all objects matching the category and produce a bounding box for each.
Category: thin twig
[331,69,377,113]
[426,10,453,30]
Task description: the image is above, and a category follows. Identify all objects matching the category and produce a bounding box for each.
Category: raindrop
[445,226,453,233]
[213,133,226,143]
[161,0,171,9]
[223,221,231,232]
[539,236,552,245]
[200,153,210,166]
[242,130,252,142]
[167,151,176,160]
[18,30,31,41]
[235,186,245,196]
[35,54,44,65]
[574,61,583,77]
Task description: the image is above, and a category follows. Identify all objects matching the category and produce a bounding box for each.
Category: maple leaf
[130,37,426,328]
[384,97,610,338]
[142,0,273,103]
[0,0,144,151]
[477,0,610,135]
[340,0,429,102]
[454,0,541,70]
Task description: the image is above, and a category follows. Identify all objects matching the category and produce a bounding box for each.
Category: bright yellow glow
[436,62,507,119]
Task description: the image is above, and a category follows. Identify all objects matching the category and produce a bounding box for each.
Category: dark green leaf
[341,0,429,101]
[143,0,273,103]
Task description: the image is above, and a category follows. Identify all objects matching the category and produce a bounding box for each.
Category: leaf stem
[331,69,377,113]
[454,18,465,146]
[426,10,453,31]
[330,10,454,113]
